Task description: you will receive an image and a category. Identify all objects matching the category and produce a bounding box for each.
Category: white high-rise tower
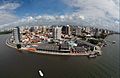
[53,27,62,40]
[13,27,20,44]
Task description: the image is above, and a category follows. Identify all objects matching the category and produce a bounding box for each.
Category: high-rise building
[53,27,62,40]
[62,25,71,35]
[13,27,21,44]
[29,27,35,32]
[42,26,46,33]
[75,27,82,36]
[66,25,71,35]
[94,29,101,37]
[85,27,91,33]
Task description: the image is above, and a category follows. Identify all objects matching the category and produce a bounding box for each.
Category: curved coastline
[6,37,90,56]
[1,33,119,78]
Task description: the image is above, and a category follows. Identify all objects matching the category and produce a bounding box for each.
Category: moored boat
[88,54,97,58]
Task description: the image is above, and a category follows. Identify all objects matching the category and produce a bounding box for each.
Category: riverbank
[6,34,118,57]
[6,36,101,56]
[1,34,119,78]
[6,38,90,56]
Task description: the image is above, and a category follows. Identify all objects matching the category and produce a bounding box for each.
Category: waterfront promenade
[6,36,91,56]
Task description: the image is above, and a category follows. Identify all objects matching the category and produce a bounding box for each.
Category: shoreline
[5,25,119,57]
[6,37,90,56]
[6,33,117,57]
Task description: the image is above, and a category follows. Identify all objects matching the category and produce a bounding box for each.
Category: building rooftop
[75,39,96,47]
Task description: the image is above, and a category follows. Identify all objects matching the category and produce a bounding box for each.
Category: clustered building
[12,25,112,57]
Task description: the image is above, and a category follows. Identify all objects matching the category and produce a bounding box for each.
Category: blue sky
[0,0,119,31]
[0,0,74,17]
[15,0,67,16]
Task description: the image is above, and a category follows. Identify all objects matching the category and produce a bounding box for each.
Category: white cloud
[0,3,20,10]
[0,0,119,32]
[0,2,20,26]
[62,0,119,26]
[0,13,18,25]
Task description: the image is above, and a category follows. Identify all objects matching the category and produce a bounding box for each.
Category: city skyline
[0,0,119,31]
[0,1,119,77]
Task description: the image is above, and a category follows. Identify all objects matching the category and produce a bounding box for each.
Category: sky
[0,0,119,31]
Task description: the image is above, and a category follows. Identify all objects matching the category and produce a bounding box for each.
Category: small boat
[39,70,44,77]
[88,54,97,58]
[112,41,116,44]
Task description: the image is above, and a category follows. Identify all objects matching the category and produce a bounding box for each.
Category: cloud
[62,0,119,26]
[2,12,119,32]
[0,3,20,10]
[0,2,20,26]
[0,13,18,25]
[0,0,119,32]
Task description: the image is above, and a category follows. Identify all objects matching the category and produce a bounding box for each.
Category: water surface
[0,34,119,78]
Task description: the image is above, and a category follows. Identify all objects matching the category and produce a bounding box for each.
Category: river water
[0,34,119,78]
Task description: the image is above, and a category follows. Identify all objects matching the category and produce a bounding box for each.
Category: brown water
[0,34,119,78]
